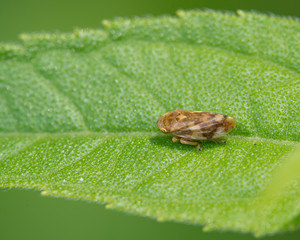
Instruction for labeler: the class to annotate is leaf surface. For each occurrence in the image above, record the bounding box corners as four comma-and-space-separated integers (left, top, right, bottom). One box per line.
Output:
0, 10, 300, 236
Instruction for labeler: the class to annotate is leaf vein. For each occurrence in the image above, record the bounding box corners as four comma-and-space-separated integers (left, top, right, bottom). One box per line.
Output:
102, 55, 168, 112
32, 67, 90, 131
43, 138, 107, 177
0, 94, 18, 131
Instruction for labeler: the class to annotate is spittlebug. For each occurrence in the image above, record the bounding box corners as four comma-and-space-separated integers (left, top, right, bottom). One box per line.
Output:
157, 110, 236, 151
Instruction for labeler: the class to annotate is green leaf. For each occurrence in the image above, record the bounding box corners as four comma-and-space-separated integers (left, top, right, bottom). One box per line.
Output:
0, 10, 299, 236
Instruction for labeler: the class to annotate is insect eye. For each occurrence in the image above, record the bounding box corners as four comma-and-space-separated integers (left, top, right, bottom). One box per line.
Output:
160, 128, 168, 133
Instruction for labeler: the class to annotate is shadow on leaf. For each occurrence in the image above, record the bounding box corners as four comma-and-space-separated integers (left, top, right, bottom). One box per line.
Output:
150, 134, 226, 152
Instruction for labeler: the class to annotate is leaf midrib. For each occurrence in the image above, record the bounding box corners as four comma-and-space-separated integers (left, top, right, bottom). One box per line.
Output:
0, 133, 299, 144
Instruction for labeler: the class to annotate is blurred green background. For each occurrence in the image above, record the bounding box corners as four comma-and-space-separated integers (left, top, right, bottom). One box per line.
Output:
0, 0, 299, 239
0, 0, 299, 42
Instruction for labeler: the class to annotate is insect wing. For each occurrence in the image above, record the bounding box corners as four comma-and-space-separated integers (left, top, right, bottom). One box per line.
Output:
170, 111, 226, 140
169, 111, 218, 132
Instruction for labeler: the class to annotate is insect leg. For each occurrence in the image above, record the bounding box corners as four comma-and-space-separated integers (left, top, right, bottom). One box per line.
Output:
180, 138, 202, 151
172, 136, 181, 142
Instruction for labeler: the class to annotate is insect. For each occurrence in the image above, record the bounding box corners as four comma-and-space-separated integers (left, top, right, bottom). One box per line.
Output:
157, 110, 236, 151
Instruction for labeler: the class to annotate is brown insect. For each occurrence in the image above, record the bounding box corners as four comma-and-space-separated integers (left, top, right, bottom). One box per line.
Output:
157, 110, 236, 151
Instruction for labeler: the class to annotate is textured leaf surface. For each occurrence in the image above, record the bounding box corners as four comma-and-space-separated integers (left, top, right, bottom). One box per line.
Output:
0, 10, 300, 236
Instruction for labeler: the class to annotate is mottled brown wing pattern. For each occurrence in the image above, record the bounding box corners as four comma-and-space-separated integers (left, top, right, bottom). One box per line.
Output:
170, 111, 227, 140
157, 110, 236, 140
